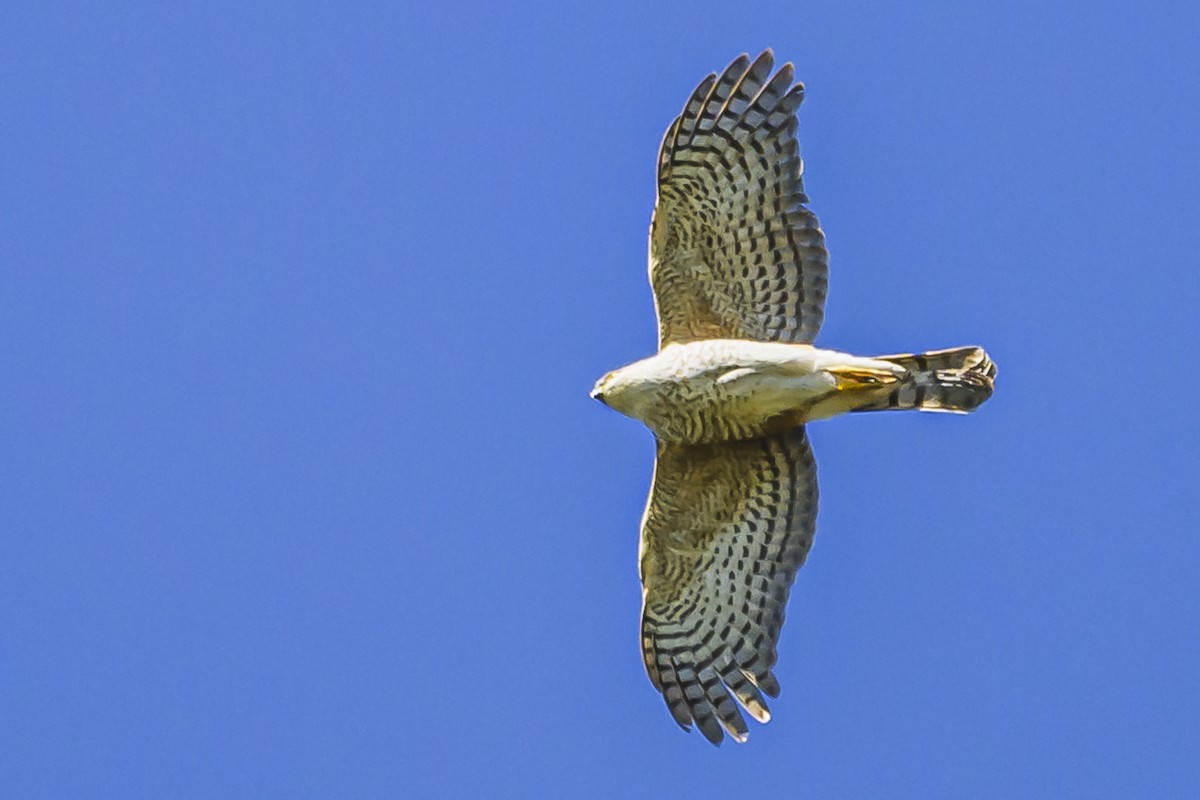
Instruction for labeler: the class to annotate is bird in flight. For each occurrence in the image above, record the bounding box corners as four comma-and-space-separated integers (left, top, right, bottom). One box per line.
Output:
591, 50, 996, 745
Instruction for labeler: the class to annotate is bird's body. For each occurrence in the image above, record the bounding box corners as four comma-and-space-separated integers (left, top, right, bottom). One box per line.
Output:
595, 340, 891, 443
595, 339, 995, 445
592, 50, 996, 745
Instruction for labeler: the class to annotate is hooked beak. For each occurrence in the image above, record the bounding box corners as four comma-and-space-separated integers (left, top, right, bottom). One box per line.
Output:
591, 372, 614, 404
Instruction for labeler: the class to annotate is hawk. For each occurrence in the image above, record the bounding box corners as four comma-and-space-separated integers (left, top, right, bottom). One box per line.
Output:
591, 51, 996, 745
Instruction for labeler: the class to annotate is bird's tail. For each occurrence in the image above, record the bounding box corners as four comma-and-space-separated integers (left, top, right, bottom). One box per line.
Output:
852, 346, 996, 414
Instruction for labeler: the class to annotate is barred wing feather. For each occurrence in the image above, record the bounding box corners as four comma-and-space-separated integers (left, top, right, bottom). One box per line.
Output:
650, 50, 829, 347
639, 428, 818, 744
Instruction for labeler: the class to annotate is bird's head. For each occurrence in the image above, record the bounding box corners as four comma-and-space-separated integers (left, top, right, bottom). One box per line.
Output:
590, 371, 616, 406
590, 368, 644, 418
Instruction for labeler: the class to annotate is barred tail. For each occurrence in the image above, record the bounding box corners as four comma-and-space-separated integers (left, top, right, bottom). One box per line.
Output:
855, 346, 996, 414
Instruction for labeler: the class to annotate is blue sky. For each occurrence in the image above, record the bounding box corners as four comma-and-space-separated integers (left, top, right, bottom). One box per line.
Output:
3, 1, 1199, 797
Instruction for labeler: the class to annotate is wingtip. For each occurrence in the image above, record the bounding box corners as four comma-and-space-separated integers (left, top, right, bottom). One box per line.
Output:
725, 52, 752, 73
757, 672, 782, 698
744, 700, 771, 724
750, 49, 776, 74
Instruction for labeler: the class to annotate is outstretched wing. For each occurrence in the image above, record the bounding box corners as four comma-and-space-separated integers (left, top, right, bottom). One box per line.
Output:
649, 50, 829, 348
639, 428, 818, 744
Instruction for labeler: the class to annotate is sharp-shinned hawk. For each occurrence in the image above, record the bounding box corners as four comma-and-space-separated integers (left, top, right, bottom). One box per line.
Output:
590, 51, 996, 745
